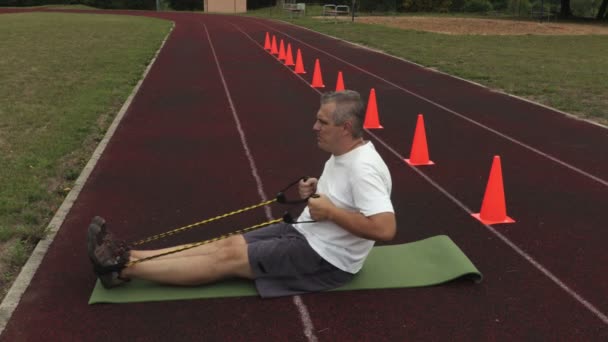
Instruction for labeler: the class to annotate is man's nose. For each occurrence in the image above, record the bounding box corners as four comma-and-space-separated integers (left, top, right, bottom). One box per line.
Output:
313, 121, 320, 131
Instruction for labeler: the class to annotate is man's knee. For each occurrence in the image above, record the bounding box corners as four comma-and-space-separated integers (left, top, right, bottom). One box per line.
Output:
217, 235, 248, 263
217, 235, 253, 278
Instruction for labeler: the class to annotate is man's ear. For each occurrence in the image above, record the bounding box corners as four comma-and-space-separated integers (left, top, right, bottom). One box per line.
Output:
343, 120, 353, 136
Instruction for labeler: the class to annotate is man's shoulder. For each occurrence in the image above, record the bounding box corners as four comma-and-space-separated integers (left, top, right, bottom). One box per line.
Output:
354, 144, 388, 169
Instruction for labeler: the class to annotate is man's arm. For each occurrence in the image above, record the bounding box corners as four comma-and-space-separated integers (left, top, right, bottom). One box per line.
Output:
307, 194, 396, 242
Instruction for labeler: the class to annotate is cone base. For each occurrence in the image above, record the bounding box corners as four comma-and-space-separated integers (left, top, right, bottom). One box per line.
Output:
296, 71, 307, 74
312, 84, 325, 88
285, 62, 295, 66
404, 159, 434, 166
364, 125, 383, 129
471, 213, 515, 225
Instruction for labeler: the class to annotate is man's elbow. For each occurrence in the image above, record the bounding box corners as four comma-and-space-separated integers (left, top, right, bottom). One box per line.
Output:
377, 225, 396, 242
368, 212, 397, 242
376, 219, 396, 242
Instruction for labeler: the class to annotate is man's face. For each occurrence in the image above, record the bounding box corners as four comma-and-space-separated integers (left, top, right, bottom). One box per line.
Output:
313, 102, 346, 154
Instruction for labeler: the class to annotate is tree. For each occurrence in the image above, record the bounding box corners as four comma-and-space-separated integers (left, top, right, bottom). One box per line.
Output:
597, 0, 608, 19
560, 0, 572, 17
167, 0, 201, 10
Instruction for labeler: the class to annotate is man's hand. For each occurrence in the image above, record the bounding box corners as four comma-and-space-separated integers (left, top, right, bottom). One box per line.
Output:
307, 194, 335, 221
298, 177, 318, 199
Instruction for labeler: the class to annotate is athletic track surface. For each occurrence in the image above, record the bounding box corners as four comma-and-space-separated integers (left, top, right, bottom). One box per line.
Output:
1, 8, 607, 341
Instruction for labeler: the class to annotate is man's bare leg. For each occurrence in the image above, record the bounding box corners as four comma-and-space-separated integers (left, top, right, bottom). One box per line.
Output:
121, 235, 253, 286
129, 235, 235, 261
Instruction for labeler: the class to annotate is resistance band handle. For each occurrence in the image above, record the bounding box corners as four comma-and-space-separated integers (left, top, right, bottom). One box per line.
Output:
276, 176, 311, 204
282, 193, 320, 224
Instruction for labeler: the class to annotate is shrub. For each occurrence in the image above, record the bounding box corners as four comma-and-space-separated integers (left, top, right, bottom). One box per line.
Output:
450, 0, 467, 11
491, 0, 509, 10
508, 0, 532, 15
167, 0, 201, 11
402, 0, 453, 12
463, 0, 494, 12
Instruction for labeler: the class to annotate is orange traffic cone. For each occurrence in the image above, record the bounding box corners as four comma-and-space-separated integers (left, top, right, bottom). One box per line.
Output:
472, 156, 515, 225
294, 48, 306, 74
278, 39, 286, 61
285, 43, 295, 66
264, 32, 271, 50
363, 88, 383, 129
311, 59, 325, 88
405, 114, 434, 166
270, 35, 278, 55
335, 71, 345, 91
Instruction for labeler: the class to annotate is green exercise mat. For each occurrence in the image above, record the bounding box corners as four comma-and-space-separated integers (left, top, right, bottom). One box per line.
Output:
89, 235, 481, 304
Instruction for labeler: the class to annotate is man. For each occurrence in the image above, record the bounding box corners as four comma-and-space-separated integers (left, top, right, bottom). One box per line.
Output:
88, 90, 396, 297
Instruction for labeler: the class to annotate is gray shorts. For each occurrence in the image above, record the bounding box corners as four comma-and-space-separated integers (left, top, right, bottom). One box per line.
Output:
244, 222, 354, 298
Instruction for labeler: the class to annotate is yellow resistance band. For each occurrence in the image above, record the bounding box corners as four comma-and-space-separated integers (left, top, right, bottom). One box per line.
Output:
126, 217, 282, 267
130, 198, 277, 247
122, 176, 308, 266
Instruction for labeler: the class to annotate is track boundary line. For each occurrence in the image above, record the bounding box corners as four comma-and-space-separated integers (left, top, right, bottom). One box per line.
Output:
233, 22, 608, 327
0, 23, 176, 335
251, 20, 608, 188
202, 24, 318, 342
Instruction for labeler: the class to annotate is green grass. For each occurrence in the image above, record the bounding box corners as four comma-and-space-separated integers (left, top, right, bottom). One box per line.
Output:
0, 12, 172, 249
4, 240, 29, 269
247, 7, 608, 124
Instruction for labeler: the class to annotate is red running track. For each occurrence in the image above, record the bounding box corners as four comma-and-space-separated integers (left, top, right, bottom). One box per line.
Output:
1, 9, 607, 341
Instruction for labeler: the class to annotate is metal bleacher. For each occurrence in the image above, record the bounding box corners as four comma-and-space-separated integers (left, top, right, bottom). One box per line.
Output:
283, 0, 306, 17
322, 4, 350, 17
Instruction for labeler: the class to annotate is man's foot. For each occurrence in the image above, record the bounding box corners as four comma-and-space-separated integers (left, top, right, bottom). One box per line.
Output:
87, 217, 131, 289
87, 216, 106, 262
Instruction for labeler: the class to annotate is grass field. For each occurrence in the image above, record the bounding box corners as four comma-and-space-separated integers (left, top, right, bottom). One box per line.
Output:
0, 11, 172, 295
248, 6, 608, 125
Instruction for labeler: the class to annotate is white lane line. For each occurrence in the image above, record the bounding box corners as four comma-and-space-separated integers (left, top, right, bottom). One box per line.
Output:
202, 24, 271, 220
253, 21, 608, 188
234, 23, 608, 327
202, 24, 319, 342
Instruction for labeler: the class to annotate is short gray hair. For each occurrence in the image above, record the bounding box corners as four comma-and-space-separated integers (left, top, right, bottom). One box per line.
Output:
320, 90, 364, 138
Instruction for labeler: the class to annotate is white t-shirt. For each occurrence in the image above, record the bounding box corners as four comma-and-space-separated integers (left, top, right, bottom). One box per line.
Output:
293, 141, 393, 273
